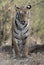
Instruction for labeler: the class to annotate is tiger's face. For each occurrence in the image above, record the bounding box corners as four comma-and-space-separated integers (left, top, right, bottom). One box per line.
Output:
15, 5, 31, 24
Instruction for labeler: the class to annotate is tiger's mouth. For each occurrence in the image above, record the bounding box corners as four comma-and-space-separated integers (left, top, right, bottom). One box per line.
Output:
20, 21, 25, 25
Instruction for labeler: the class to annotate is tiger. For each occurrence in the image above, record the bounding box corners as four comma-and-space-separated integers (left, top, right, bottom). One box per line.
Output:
12, 5, 31, 58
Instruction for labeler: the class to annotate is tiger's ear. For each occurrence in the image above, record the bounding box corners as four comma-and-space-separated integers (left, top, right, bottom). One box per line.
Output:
26, 5, 31, 9
15, 5, 20, 11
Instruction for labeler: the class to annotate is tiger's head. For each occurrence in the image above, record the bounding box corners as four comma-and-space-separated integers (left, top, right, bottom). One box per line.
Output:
15, 5, 31, 24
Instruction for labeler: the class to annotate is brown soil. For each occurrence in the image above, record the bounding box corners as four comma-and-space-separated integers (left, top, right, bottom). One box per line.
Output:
0, 45, 44, 65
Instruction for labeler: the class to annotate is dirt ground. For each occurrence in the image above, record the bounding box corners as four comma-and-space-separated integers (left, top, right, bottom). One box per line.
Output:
0, 45, 44, 65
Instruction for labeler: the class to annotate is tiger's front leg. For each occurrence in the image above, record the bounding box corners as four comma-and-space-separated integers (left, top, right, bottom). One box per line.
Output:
12, 38, 21, 58
22, 36, 30, 57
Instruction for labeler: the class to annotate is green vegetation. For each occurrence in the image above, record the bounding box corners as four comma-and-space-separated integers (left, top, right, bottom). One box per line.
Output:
0, 0, 44, 44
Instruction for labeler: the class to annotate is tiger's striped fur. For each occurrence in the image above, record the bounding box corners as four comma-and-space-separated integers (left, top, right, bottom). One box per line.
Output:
12, 5, 31, 57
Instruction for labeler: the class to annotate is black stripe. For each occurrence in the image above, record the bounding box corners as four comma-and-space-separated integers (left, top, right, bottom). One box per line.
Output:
14, 29, 18, 34
24, 29, 29, 34
15, 20, 22, 30
15, 37, 20, 40
15, 20, 18, 27
13, 34, 28, 40
24, 36, 28, 39
23, 23, 27, 29
14, 35, 20, 40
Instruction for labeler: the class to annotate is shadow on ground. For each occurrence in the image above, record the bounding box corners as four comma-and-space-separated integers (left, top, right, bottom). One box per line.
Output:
0, 45, 44, 65
30, 45, 44, 53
